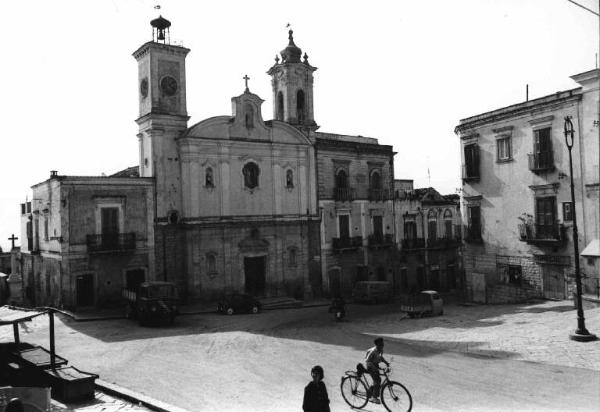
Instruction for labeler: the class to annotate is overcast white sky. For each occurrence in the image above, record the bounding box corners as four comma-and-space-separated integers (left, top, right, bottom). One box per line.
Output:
0, 0, 597, 251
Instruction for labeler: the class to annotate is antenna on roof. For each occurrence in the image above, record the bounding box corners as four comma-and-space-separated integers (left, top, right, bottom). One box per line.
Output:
526, 84, 529, 102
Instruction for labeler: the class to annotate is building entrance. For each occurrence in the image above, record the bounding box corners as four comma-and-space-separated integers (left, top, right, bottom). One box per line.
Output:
76, 274, 94, 306
542, 265, 565, 300
244, 256, 266, 297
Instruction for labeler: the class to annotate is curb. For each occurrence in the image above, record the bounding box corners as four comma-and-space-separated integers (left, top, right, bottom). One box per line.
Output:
96, 379, 189, 412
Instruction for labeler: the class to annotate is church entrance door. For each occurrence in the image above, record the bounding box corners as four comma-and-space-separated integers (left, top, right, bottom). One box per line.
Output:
244, 256, 266, 297
76, 274, 94, 307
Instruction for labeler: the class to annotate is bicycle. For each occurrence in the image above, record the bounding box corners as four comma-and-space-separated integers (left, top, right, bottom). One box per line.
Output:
340, 363, 412, 412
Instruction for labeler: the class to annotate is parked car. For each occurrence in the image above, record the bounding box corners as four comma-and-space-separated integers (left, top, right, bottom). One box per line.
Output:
352, 281, 392, 304
217, 293, 261, 315
123, 281, 179, 325
400, 290, 444, 318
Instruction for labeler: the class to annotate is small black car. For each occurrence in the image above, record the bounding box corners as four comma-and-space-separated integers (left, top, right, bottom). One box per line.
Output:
217, 293, 261, 315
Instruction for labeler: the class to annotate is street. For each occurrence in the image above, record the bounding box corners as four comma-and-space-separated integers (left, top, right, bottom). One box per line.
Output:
4, 301, 599, 412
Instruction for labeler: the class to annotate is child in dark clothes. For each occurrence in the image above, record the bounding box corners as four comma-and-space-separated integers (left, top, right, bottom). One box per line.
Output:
302, 365, 331, 412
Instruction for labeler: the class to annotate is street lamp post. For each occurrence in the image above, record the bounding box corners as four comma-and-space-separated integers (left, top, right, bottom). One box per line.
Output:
564, 116, 597, 342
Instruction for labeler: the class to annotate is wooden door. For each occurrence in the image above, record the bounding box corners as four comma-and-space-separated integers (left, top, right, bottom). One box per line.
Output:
542, 265, 565, 300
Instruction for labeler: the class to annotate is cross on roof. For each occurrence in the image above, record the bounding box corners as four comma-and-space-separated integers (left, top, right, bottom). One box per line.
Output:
243, 74, 250, 92
8, 234, 18, 249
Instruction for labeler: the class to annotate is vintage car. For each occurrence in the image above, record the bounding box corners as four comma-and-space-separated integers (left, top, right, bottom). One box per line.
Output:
217, 293, 261, 315
351, 281, 392, 304
123, 281, 179, 325
400, 290, 444, 318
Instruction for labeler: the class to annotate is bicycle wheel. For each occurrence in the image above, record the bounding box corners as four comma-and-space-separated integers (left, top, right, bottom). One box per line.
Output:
381, 381, 413, 412
340, 376, 369, 409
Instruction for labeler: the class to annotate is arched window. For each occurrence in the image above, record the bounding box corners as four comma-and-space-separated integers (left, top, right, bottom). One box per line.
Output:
244, 104, 254, 128
427, 209, 437, 241
243, 162, 260, 189
286, 169, 294, 188
277, 91, 284, 121
205, 167, 214, 188
370, 170, 381, 190
335, 169, 348, 189
444, 209, 453, 239
206, 253, 217, 275
296, 89, 305, 123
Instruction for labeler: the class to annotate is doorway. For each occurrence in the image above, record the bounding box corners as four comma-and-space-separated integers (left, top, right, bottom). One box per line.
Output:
542, 265, 565, 300
76, 274, 94, 307
244, 256, 266, 297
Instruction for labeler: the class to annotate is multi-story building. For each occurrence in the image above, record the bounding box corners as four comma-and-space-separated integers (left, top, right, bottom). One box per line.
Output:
16, 171, 155, 307
393, 180, 463, 296
455, 69, 600, 303
314, 133, 395, 297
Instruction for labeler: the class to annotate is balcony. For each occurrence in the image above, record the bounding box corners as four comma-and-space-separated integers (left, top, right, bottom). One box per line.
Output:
332, 236, 362, 252
462, 164, 479, 183
368, 189, 391, 202
401, 238, 425, 250
426, 235, 462, 249
463, 226, 483, 244
518, 222, 566, 245
333, 187, 355, 202
528, 151, 555, 173
368, 233, 394, 249
86, 233, 136, 253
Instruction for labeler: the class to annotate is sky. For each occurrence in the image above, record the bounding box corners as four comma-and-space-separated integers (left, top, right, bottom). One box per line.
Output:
0, 0, 597, 251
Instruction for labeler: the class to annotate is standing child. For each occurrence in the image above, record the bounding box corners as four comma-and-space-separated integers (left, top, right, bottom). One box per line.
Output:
302, 365, 331, 412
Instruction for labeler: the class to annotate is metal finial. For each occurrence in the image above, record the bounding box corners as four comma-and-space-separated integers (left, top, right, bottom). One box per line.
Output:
275, 55, 280, 64
243, 74, 250, 92
303, 53, 309, 63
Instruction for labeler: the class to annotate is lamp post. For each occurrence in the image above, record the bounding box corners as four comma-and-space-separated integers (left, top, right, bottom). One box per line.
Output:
564, 116, 597, 342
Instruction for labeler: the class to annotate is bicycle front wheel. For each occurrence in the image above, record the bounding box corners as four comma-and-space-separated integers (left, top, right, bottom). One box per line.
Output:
340, 376, 369, 409
381, 380, 413, 412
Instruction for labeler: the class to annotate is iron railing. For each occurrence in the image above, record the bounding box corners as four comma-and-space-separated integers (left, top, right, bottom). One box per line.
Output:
86, 233, 136, 252
368, 233, 394, 247
528, 151, 554, 173
367, 189, 391, 202
333, 187, 355, 202
332, 236, 362, 250
401, 238, 425, 249
518, 222, 566, 244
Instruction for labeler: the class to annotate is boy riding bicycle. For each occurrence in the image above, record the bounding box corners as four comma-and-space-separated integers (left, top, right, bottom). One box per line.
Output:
365, 337, 390, 404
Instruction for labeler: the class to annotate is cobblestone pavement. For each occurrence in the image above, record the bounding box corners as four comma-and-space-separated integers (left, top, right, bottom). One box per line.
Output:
348, 299, 600, 370
50, 391, 151, 411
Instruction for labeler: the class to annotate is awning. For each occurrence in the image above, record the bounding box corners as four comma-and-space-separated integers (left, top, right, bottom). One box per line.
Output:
581, 239, 600, 257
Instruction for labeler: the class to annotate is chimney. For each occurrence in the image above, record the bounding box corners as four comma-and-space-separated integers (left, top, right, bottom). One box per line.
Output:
50, 170, 58, 178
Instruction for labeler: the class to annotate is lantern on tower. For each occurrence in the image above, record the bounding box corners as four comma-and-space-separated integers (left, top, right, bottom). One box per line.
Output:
151, 15, 171, 44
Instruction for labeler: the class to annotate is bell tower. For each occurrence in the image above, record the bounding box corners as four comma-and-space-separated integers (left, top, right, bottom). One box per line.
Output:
267, 30, 318, 132
133, 15, 190, 220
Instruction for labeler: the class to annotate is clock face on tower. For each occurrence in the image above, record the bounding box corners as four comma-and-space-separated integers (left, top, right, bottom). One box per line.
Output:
160, 76, 178, 96
140, 78, 148, 98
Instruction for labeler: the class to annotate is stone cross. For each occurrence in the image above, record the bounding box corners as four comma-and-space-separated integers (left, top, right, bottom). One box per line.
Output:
8, 234, 18, 249
243, 74, 250, 92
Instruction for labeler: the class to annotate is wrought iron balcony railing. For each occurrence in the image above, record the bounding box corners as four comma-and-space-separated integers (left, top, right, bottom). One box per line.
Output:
367, 189, 391, 202
368, 233, 394, 248
528, 151, 555, 173
332, 236, 362, 250
333, 187, 355, 202
518, 222, 566, 245
401, 238, 425, 249
86, 233, 136, 252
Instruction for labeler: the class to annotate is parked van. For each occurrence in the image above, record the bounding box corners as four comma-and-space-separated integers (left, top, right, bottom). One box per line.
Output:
352, 281, 392, 304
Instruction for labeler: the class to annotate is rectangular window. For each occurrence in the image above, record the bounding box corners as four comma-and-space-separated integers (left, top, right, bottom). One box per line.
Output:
428, 220, 437, 241
562, 202, 573, 222
508, 265, 522, 285
464, 144, 480, 179
372, 216, 383, 236
535, 197, 556, 238
468, 205, 481, 240
497, 137, 512, 161
338, 215, 350, 239
101, 207, 119, 235
533, 127, 553, 170
43, 216, 49, 241
404, 221, 417, 239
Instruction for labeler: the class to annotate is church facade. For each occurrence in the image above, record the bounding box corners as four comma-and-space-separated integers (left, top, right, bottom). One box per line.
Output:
15, 17, 416, 308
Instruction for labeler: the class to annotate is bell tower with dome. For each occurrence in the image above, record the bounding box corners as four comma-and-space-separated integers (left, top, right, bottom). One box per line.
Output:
267, 30, 318, 132
133, 15, 190, 222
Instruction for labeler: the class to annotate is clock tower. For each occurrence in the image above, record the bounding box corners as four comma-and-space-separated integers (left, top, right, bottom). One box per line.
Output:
133, 15, 190, 220
267, 30, 318, 132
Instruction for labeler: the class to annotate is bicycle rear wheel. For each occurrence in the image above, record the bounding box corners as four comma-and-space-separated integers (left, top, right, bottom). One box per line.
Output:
340, 376, 369, 409
381, 380, 412, 412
